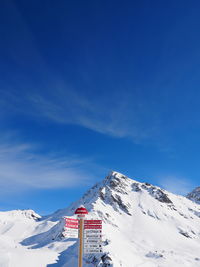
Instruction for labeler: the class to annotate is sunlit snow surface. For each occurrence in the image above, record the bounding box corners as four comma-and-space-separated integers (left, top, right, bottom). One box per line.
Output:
0, 171, 200, 267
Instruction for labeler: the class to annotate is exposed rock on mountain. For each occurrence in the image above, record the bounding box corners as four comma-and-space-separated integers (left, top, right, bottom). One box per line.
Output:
187, 187, 200, 204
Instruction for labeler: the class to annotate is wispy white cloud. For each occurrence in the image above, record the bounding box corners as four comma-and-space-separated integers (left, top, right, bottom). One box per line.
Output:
0, 141, 101, 194
26, 86, 160, 142
158, 175, 194, 195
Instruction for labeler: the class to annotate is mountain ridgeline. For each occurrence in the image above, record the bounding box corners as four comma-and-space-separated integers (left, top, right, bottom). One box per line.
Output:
187, 186, 200, 204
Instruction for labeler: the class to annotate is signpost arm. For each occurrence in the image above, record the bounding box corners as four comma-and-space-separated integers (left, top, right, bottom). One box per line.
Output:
78, 218, 84, 267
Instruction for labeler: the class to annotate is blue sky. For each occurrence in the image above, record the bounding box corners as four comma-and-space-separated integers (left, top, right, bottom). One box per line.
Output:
0, 0, 200, 214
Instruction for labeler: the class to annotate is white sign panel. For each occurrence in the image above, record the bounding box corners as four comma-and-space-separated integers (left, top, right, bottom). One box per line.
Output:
84, 248, 103, 253
84, 229, 102, 234
84, 244, 102, 248
84, 239, 102, 244
84, 234, 101, 238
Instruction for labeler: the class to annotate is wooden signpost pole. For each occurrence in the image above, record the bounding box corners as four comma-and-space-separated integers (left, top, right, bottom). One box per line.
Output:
78, 218, 83, 267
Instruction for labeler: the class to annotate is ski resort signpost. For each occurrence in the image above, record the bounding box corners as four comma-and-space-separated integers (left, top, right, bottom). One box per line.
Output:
64, 206, 102, 267
75, 206, 88, 267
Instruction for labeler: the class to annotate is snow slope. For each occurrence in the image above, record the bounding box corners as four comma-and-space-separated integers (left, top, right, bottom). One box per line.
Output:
0, 210, 58, 267
0, 171, 200, 267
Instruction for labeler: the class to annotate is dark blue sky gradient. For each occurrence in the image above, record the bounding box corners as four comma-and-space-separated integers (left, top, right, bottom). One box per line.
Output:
0, 0, 200, 214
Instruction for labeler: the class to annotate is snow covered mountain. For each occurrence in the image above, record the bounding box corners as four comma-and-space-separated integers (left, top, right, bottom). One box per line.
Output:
0, 171, 200, 267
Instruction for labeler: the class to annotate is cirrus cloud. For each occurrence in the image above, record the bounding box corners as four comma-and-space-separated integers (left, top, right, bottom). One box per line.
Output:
0, 141, 101, 194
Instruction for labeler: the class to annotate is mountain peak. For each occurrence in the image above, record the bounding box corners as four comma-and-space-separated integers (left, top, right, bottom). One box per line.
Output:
187, 187, 200, 204
102, 171, 132, 194
105, 170, 129, 181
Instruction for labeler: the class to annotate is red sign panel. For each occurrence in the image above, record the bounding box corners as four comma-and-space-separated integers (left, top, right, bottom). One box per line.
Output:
84, 220, 102, 229
65, 218, 78, 229
84, 220, 102, 224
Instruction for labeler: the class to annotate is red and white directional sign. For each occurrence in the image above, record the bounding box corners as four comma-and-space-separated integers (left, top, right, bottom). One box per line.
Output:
63, 217, 78, 238
84, 229, 102, 234
84, 234, 101, 238
83, 219, 102, 254
65, 218, 79, 228
84, 249, 103, 253
84, 225, 102, 229
84, 220, 102, 224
